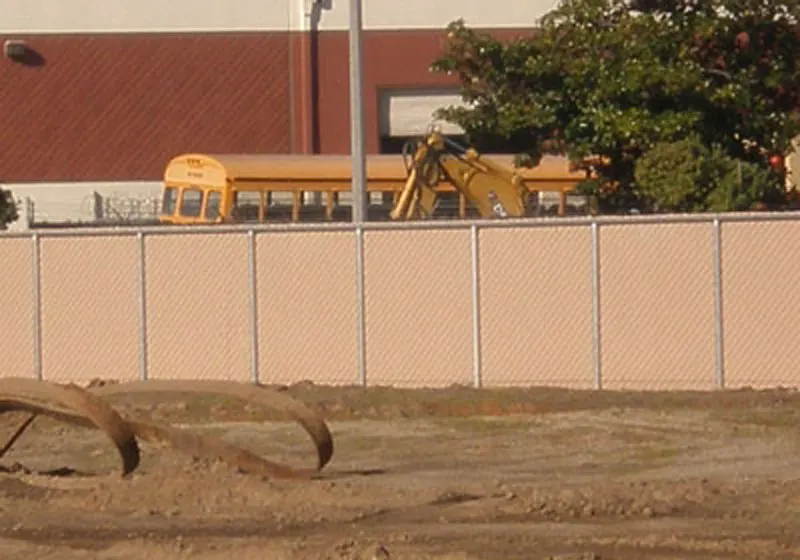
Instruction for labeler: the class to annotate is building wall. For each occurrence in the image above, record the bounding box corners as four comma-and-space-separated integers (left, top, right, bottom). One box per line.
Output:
0, 28, 513, 185
0, 0, 546, 187
7, 181, 163, 230
312, 28, 532, 155
0, 33, 293, 183
0, 0, 550, 33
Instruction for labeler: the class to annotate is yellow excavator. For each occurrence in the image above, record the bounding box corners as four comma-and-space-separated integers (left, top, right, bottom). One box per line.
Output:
390, 129, 531, 220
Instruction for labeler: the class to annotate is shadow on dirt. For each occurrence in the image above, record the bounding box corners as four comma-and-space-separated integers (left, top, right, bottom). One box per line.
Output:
0, 463, 92, 477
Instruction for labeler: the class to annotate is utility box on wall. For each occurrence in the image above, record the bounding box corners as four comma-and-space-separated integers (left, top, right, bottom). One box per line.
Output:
3, 39, 27, 59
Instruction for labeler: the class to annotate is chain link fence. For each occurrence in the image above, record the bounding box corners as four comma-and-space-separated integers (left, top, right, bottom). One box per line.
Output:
2, 214, 799, 390
37, 235, 141, 383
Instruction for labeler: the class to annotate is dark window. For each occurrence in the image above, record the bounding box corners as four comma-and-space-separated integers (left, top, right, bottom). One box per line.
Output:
161, 187, 178, 215
204, 190, 221, 220
232, 191, 261, 222
179, 188, 203, 218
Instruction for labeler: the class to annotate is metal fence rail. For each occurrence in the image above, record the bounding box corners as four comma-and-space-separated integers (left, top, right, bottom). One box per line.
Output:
2, 212, 799, 390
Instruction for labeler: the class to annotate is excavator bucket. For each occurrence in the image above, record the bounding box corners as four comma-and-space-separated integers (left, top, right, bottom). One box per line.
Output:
440, 153, 528, 218
389, 130, 529, 221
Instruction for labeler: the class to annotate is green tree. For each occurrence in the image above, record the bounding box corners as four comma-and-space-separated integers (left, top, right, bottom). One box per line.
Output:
634, 135, 785, 212
0, 188, 17, 229
430, 0, 800, 213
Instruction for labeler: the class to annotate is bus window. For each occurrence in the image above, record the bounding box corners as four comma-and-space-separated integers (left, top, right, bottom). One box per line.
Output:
161, 186, 178, 216
232, 191, 261, 222
204, 190, 222, 220
179, 188, 203, 218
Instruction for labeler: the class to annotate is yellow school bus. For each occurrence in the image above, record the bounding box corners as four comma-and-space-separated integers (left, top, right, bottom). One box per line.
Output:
158, 152, 586, 225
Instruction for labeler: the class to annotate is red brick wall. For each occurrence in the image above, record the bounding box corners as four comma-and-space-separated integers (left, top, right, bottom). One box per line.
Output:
314, 28, 534, 154
0, 28, 532, 182
0, 33, 292, 182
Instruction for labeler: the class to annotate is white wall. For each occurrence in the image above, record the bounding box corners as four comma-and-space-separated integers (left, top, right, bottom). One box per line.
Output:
317, 0, 555, 31
5, 181, 163, 227
0, 0, 554, 33
0, 0, 292, 33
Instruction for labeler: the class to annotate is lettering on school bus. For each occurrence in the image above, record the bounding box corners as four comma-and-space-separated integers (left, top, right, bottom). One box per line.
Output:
186, 158, 205, 179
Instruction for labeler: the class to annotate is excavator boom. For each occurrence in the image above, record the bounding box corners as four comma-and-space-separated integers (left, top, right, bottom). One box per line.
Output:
390, 131, 529, 220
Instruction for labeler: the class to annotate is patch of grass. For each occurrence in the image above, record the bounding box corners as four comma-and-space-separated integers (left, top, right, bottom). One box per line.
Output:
537, 426, 595, 445
338, 435, 389, 451
709, 406, 800, 429
596, 444, 684, 474
609, 429, 674, 446
628, 444, 682, 462
432, 416, 535, 435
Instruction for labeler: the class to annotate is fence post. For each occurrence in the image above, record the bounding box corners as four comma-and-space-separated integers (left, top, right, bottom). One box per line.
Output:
355, 224, 367, 387
591, 221, 602, 390
31, 232, 43, 381
712, 217, 725, 389
470, 223, 483, 389
136, 231, 149, 382
247, 229, 260, 384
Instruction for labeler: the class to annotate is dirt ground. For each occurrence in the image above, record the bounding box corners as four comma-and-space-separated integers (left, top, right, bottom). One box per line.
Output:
1, 382, 800, 559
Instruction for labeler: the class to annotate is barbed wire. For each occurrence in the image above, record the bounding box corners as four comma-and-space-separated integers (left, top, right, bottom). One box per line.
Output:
100, 193, 162, 221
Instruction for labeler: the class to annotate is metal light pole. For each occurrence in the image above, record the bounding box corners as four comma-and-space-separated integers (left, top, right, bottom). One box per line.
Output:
348, 0, 367, 223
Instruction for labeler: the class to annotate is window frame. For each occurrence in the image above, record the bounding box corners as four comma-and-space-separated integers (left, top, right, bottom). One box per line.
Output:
231, 189, 264, 223
204, 189, 222, 221
178, 187, 204, 218
160, 186, 178, 216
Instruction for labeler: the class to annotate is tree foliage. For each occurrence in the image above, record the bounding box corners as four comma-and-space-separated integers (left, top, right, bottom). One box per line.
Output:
0, 188, 17, 229
634, 135, 785, 211
430, 0, 800, 213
